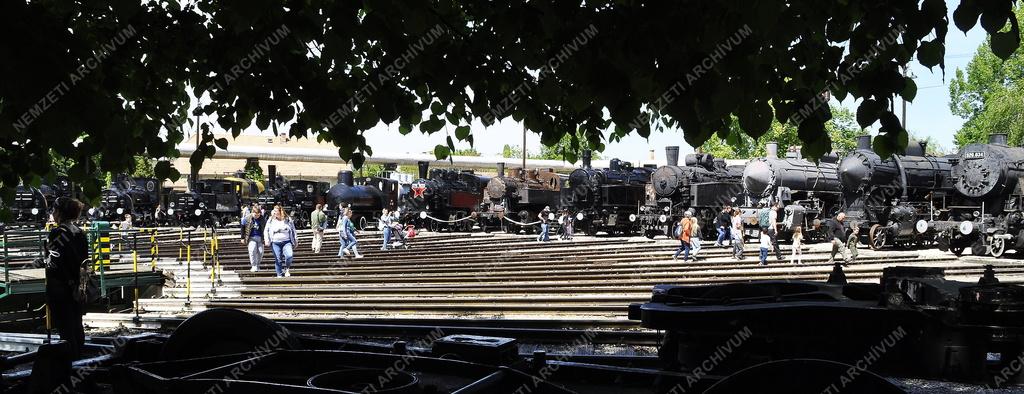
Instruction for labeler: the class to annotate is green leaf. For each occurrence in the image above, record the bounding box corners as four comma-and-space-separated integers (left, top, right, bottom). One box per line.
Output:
990, 16, 1021, 60
433, 144, 450, 159
856, 99, 881, 128
455, 125, 471, 141
953, 0, 981, 32
399, 124, 413, 135
901, 78, 917, 102
214, 138, 229, 150
916, 40, 944, 68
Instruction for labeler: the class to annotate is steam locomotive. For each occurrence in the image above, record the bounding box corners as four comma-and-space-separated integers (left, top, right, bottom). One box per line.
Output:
257, 166, 330, 229
565, 151, 654, 236
87, 174, 164, 225
639, 146, 745, 239
839, 136, 956, 249
479, 162, 566, 233
742, 142, 842, 241
167, 176, 263, 227
9, 185, 55, 225
400, 161, 490, 232
935, 133, 1024, 258
324, 170, 390, 230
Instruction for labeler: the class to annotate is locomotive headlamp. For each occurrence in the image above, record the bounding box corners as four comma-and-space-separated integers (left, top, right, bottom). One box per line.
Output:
199, 202, 207, 209
116, 207, 124, 215
663, 206, 670, 212
973, 211, 981, 218
629, 214, 637, 222
169, 202, 176, 208
420, 211, 428, 219
167, 209, 174, 215
959, 221, 974, 236
31, 208, 39, 216
915, 220, 929, 234
576, 212, 584, 221
548, 213, 555, 221
194, 209, 203, 217
659, 215, 668, 223
88, 208, 96, 215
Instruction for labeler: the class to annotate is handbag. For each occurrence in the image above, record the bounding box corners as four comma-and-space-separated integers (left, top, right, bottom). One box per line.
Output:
72, 258, 101, 309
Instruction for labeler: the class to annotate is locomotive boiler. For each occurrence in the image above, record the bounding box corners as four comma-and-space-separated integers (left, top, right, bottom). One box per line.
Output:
742, 142, 842, 240
479, 163, 565, 233
325, 170, 388, 230
936, 133, 1024, 258
401, 162, 489, 231
88, 174, 163, 225
639, 146, 745, 239
566, 151, 653, 236
839, 135, 956, 249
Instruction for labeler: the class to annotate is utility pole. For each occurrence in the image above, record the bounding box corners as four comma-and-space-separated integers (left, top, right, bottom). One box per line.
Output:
522, 123, 526, 170
902, 66, 908, 130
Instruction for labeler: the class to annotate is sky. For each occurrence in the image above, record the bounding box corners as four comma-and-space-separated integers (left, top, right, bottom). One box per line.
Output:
207, 8, 989, 165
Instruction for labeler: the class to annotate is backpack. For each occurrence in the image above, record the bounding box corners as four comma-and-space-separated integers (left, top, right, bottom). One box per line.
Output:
758, 208, 770, 228
672, 222, 683, 238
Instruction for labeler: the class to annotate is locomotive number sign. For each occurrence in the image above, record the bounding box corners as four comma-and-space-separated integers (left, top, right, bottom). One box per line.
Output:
964, 151, 985, 159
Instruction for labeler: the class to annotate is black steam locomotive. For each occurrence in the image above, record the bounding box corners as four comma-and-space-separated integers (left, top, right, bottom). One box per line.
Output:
638, 146, 745, 239
168, 176, 263, 227
257, 166, 330, 229
839, 136, 956, 249
936, 133, 1024, 258
400, 162, 490, 232
87, 174, 163, 225
324, 170, 388, 230
742, 142, 843, 241
565, 151, 654, 236
8, 184, 55, 225
479, 163, 566, 233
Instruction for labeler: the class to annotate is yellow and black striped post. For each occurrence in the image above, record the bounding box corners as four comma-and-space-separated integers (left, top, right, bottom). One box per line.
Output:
90, 222, 112, 297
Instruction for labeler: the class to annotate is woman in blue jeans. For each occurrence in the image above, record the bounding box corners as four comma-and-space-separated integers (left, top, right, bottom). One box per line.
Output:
264, 205, 298, 277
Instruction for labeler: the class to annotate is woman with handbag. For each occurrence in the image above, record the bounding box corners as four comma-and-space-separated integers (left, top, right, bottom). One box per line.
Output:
264, 205, 298, 277
44, 197, 90, 357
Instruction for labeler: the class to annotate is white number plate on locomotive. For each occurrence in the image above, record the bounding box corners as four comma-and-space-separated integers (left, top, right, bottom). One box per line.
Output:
964, 151, 984, 159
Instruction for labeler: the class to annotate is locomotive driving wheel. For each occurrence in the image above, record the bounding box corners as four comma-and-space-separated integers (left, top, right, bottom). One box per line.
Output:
989, 233, 1007, 258
868, 224, 886, 250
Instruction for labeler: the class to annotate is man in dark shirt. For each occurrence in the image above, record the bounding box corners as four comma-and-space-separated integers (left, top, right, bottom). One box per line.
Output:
241, 206, 268, 272
45, 197, 89, 357
716, 205, 732, 247
826, 212, 849, 264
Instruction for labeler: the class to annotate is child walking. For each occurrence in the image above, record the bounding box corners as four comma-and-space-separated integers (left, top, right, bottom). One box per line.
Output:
790, 226, 803, 265
758, 230, 771, 266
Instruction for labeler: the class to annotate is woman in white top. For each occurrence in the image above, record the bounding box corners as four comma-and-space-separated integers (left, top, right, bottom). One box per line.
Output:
263, 205, 298, 277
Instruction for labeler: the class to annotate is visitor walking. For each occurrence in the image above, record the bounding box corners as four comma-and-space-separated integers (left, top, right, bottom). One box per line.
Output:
310, 203, 328, 253
848, 222, 860, 264
240, 206, 267, 272
767, 201, 783, 260
380, 208, 394, 250
790, 226, 804, 264
827, 212, 850, 264
716, 205, 732, 247
758, 229, 770, 266
689, 211, 702, 261
264, 205, 298, 277
673, 213, 694, 261
337, 208, 363, 258
537, 206, 551, 242
731, 208, 745, 260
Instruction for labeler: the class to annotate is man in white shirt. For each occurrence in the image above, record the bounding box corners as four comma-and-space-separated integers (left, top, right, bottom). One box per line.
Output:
766, 201, 783, 261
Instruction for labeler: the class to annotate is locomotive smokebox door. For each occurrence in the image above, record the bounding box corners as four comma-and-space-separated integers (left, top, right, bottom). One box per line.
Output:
785, 205, 806, 231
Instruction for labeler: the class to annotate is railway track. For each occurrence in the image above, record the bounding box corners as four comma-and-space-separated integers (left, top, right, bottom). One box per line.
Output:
74, 229, 1024, 334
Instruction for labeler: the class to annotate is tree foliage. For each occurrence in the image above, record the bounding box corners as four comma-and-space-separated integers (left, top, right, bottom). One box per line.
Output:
452, 148, 481, 156
950, 4, 1024, 148
701, 106, 862, 159
1, 0, 1021, 208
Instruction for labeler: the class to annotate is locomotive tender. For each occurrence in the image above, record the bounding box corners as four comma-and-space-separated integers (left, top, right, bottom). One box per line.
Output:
639, 146, 745, 239
936, 133, 1024, 258
742, 142, 843, 241
839, 135, 956, 249
566, 151, 653, 236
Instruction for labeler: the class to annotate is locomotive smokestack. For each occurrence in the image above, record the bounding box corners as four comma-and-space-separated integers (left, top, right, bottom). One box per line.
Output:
989, 133, 1009, 145
417, 161, 430, 179
856, 135, 871, 150
582, 150, 592, 169
766, 142, 779, 158
497, 162, 505, 177
609, 159, 621, 172
339, 170, 354, 187
267, 165, 277, 189
665, 146, 680, 167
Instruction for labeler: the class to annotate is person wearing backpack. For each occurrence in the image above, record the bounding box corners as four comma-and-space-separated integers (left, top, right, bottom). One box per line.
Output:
310, 204, 328, 253
44, 197, 90, 357
672, 214, 693, 261
689, 211, 702, 261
